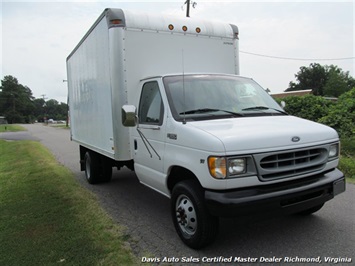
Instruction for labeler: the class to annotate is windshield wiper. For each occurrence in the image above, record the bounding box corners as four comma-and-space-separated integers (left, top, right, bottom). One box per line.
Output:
180, 108, 244, 117
242, 106, 288, 115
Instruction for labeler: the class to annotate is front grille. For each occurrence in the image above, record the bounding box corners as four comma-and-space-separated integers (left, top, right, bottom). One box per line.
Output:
261, 149, 323, 169
255, 147, 328, 181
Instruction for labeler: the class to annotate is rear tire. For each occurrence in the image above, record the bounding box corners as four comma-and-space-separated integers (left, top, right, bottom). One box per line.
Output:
84, 151, 112, 184
84, 151, 101, 184
171, 180, 219, 249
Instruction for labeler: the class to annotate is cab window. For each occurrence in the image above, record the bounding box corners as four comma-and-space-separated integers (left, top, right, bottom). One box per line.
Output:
138, 81, 164, 125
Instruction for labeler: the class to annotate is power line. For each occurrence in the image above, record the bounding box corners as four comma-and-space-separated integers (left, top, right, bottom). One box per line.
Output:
240, 50, 355, 61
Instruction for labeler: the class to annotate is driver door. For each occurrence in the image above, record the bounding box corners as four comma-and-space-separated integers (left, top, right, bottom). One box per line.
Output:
133, 79, 167, 194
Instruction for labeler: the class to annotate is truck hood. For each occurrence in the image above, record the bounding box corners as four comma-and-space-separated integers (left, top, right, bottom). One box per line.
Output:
189, 116, 339, 154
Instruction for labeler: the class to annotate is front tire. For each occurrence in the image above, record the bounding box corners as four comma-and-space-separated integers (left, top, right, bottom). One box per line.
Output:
171, 180, 219, 249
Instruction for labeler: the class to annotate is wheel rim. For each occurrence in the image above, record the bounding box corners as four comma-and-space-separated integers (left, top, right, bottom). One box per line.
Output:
175, 194, 197, 236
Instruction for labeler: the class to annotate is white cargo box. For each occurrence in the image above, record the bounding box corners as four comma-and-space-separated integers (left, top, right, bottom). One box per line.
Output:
67, 8, 239, 160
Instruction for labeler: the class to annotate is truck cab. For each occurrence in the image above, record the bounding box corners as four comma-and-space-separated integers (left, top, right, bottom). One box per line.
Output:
123, 73, 345, 248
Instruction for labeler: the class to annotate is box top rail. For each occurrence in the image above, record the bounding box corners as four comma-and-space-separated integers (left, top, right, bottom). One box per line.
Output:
67, 8, 238, 61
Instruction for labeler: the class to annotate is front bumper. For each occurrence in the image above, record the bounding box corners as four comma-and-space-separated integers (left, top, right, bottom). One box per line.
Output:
205, 168, 345, 217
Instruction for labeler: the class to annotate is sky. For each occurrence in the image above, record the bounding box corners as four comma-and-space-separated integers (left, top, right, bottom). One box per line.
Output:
1, 1, 354, 104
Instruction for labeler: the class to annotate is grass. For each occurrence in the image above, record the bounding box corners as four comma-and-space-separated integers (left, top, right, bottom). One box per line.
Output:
0, 140, 137, 265
0, 124, 26, 132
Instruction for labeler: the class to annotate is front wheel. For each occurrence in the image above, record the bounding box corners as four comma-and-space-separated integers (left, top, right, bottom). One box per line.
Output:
171, 180, 219, 249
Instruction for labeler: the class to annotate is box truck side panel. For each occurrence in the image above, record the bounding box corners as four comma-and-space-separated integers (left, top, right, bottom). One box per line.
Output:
123, 29, 238, 107
67, 17, 115, 157
106, 15, 239, 160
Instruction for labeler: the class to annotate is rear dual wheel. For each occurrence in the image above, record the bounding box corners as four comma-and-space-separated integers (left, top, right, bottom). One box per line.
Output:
84, 151, 112, 184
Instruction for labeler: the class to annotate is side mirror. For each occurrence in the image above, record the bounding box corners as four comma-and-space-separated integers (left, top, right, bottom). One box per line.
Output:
281, 101, 286, 108
122, 105, 137, 127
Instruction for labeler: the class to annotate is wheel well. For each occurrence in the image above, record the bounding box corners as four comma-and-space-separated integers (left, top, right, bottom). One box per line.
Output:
167, 166, 201, 193
79, 145, 87, 171
79, 145, 133, 171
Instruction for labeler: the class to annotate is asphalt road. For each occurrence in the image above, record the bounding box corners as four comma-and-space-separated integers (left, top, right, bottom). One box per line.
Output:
6, 124, 355, 265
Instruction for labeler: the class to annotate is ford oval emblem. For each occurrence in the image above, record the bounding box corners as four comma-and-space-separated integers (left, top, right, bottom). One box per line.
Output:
292, 136, 300, 142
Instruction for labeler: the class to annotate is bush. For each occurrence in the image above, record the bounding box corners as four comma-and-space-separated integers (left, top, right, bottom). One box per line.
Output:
339, 157, 355, 180
276, 88, 355, 138
318, 88, 355, 138
338, 137, 355, 180
277, 94, 334, 122
340, 137, 355, 157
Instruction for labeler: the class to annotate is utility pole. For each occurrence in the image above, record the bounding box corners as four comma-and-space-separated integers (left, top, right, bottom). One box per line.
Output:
186, 0, 190, 17
41, 94, 47, 104
41, 94, 48, 124
184, 0, 197, 17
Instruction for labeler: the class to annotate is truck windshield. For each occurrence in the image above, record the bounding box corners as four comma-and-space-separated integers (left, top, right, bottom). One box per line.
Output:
163, 74, 286, 122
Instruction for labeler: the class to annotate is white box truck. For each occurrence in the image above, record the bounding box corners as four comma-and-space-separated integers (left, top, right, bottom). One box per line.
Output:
67, 8, 345, 249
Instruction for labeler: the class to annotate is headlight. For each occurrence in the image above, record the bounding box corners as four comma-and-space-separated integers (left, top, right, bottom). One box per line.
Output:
328, 143, 339, 160
208, 156, 250, 179
228, 158, 246, 175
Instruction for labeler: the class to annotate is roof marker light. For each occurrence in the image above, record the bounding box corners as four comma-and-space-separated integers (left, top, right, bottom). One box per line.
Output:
110, 19, 122, 25
168, 24, 174, 30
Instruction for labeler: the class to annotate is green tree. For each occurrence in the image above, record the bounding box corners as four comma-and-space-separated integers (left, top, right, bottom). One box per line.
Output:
286, 63, 327, 95
32, 98, 69, 122
286, 63, 355, 97
323, 70, 348, 97
323, 65, 355, 97
57, 102, 69, 121
45, 99, 59, 119
33, 98, 46, 122
0, 75, 35, 123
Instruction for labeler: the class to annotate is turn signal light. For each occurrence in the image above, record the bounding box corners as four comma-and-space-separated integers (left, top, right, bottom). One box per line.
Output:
208, 157, 226, 179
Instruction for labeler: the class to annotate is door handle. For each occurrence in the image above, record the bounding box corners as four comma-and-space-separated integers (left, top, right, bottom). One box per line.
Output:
139, 125, 161, 130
